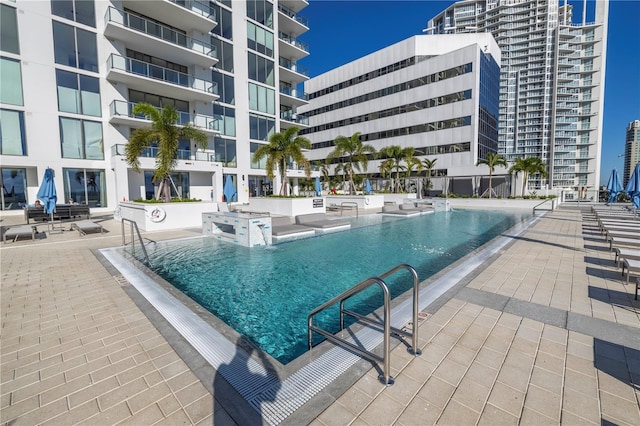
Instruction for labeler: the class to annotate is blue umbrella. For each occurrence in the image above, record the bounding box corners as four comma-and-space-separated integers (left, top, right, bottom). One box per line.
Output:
606, 169, 622, 204
365, 179, 372, 195
36, 168, 57, 214
223, 175, 236, 203
315, 176, 322, 196
625, 163, 640, 209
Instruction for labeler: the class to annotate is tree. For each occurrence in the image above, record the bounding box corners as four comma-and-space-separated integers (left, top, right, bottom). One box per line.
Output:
422, 158, 437, 196
509, 157, 547, 196
125, 103, 208, 202
378, 145, 419, 192
253, 126, 311, 196
476, 153, 507, 198
327, 132, 376, 195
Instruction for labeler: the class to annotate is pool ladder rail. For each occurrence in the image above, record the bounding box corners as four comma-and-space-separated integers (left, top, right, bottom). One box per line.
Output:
120, 218, 155, 266
307, 264, 421, 386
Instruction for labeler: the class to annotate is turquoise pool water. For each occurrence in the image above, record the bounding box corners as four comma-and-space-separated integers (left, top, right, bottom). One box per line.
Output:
141, 209, 529, 363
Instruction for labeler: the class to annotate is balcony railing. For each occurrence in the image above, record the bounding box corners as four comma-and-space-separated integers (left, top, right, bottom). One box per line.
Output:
279, 85, 309, 100
109, 100, 218, 130
278, 31, 309, 53
280, 110, 309, 125
107, 54, 217, 95
279, 57, 309, 76
167, 0, 216, 21
277, 3, 308, 27
111, 144, 215, 161
105, 7, 217, 59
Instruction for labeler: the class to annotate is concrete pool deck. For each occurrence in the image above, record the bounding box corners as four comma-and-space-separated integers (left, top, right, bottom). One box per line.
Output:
1, 205, 639, 425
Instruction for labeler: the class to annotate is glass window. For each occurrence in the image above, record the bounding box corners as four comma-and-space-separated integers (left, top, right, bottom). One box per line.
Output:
1, 168, 27, 210
53, 21, 98, 72
211, 5, 232, 40
59, 117, 103, 159
246, 22, 273, 57
212, 71, 235, 104
250, 142, 266, 169
214, 137, 236, 167
247, 0, 273, 28
249, 113, 275, 141
247, 53, 274, 86
52, 0, 95, 27
213, 105, 235, 137
63, 168, 106, 207
211, 37, 233, 72
0, 109, 26, 156
56, 69, 101, 116
248, 82, 275, 114
143, 171, 189, 200
0, 57, 23, 106
1, 4, 19, 54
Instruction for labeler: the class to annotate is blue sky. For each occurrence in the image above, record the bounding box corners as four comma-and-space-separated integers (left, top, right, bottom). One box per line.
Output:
297, 0, 640, 186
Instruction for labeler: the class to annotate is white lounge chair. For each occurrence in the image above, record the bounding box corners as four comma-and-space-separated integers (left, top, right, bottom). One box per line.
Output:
3, 225, 37, 242
70, 220, 104, 236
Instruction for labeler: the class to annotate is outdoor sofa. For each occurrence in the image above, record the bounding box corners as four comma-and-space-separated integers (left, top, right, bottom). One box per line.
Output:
295, 213, 351, 230
25, 204, 90, 224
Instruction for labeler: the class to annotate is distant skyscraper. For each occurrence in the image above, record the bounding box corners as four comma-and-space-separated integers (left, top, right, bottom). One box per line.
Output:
426, 0, 609, 192
623, 120, 640, 188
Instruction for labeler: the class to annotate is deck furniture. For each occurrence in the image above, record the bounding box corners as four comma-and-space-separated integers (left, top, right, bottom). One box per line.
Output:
71, 220, 104, 236
271, 216, 315, 239
621, 258, 640, 284
295, 213, 351, 230
3, 225, 37, 243
25, 204, 90, 224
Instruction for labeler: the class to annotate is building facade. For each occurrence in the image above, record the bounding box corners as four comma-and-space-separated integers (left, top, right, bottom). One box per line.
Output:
623, 120, 640, 188
299, 34, 503, 196
426, 0, 609, 193
0, 0, 311, 212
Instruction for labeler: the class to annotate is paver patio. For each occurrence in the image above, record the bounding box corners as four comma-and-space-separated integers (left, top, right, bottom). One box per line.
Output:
1, 206, 638, 425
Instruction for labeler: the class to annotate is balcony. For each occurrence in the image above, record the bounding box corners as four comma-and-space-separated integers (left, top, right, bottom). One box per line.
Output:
104, 7, 218, 68
109, 100, 219, 134
106, 54, 218, 103
280, 110, 309, 128
277, 3, 308, 35
278, 31, 309, 59
279, 85, 309, 107
111, 144, 216, 162
279, 57, 309, 84
122, 0, 217, 34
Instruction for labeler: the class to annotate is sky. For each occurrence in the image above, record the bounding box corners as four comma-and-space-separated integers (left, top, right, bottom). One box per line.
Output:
296, 0, 640, 186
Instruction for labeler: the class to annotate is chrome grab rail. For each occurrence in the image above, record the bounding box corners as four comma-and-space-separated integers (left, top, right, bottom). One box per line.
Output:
308, 264, 421, 386
340, 202, 358, 217
121, 218, 152, 266
533, 198, 555, 214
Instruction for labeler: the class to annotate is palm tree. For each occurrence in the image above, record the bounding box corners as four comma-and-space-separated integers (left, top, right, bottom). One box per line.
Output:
253, 126, 311, 196
509, 157, 547, 196
327, 132, 376, 195
125, 103, 208, 202
378, 145, 419, 192
422, 158, 437, 196
477, 153, 507, 198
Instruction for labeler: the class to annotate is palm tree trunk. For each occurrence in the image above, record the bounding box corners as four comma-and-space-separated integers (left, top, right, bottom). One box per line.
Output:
488, 173, 493, 199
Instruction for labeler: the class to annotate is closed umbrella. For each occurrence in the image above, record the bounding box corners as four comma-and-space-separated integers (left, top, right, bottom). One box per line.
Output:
37, 168, 57, 215
365, 179, 372, 195
314, 176, 322, 196
223, 175, 236, 203
625, 163, 640, 210
606, 169, 622, 204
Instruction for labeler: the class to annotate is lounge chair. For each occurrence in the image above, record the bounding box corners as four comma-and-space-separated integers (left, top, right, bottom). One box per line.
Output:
3, 225, 37, 242
379, 205, 420, 217
70, 220, 104, 236
295, 213, 351, 231
621, 258, 640, 284
613, 247, 640, 266
271, 216, 316, 239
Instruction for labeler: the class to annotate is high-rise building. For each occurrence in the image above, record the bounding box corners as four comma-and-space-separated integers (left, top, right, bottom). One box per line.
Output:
299, 34, 503, 196
0, 0, 310, 212
623, 120, 640, 188
426, 0, 609, 193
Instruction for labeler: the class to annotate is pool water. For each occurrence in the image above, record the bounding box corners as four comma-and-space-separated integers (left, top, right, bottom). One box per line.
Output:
141, 209, 529, 364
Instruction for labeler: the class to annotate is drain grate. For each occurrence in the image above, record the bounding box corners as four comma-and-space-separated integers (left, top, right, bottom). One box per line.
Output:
113, 274, 130, 286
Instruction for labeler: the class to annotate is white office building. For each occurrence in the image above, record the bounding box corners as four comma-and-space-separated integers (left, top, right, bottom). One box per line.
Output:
426, 0, 609, 193
299, 34, 504, 196
0, 0, 311, 212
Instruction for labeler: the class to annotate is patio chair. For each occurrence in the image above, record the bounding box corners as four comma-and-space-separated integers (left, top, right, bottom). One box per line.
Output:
3, 225, 37, 243
70, 220, 104, 236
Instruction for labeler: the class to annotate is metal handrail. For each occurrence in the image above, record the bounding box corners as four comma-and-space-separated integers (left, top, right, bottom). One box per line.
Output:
308, 264, 421, 386
340, 202, 358, 217
121, 218, 152, 265
533, 198, 555, 214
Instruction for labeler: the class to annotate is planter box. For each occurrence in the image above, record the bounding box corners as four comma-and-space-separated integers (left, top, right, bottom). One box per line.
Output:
115, 201, 217, 231
325, 195, 385, 210
248, 197, 325, 217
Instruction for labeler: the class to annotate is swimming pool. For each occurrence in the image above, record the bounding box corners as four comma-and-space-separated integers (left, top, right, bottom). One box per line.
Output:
133, 209, 529, 364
